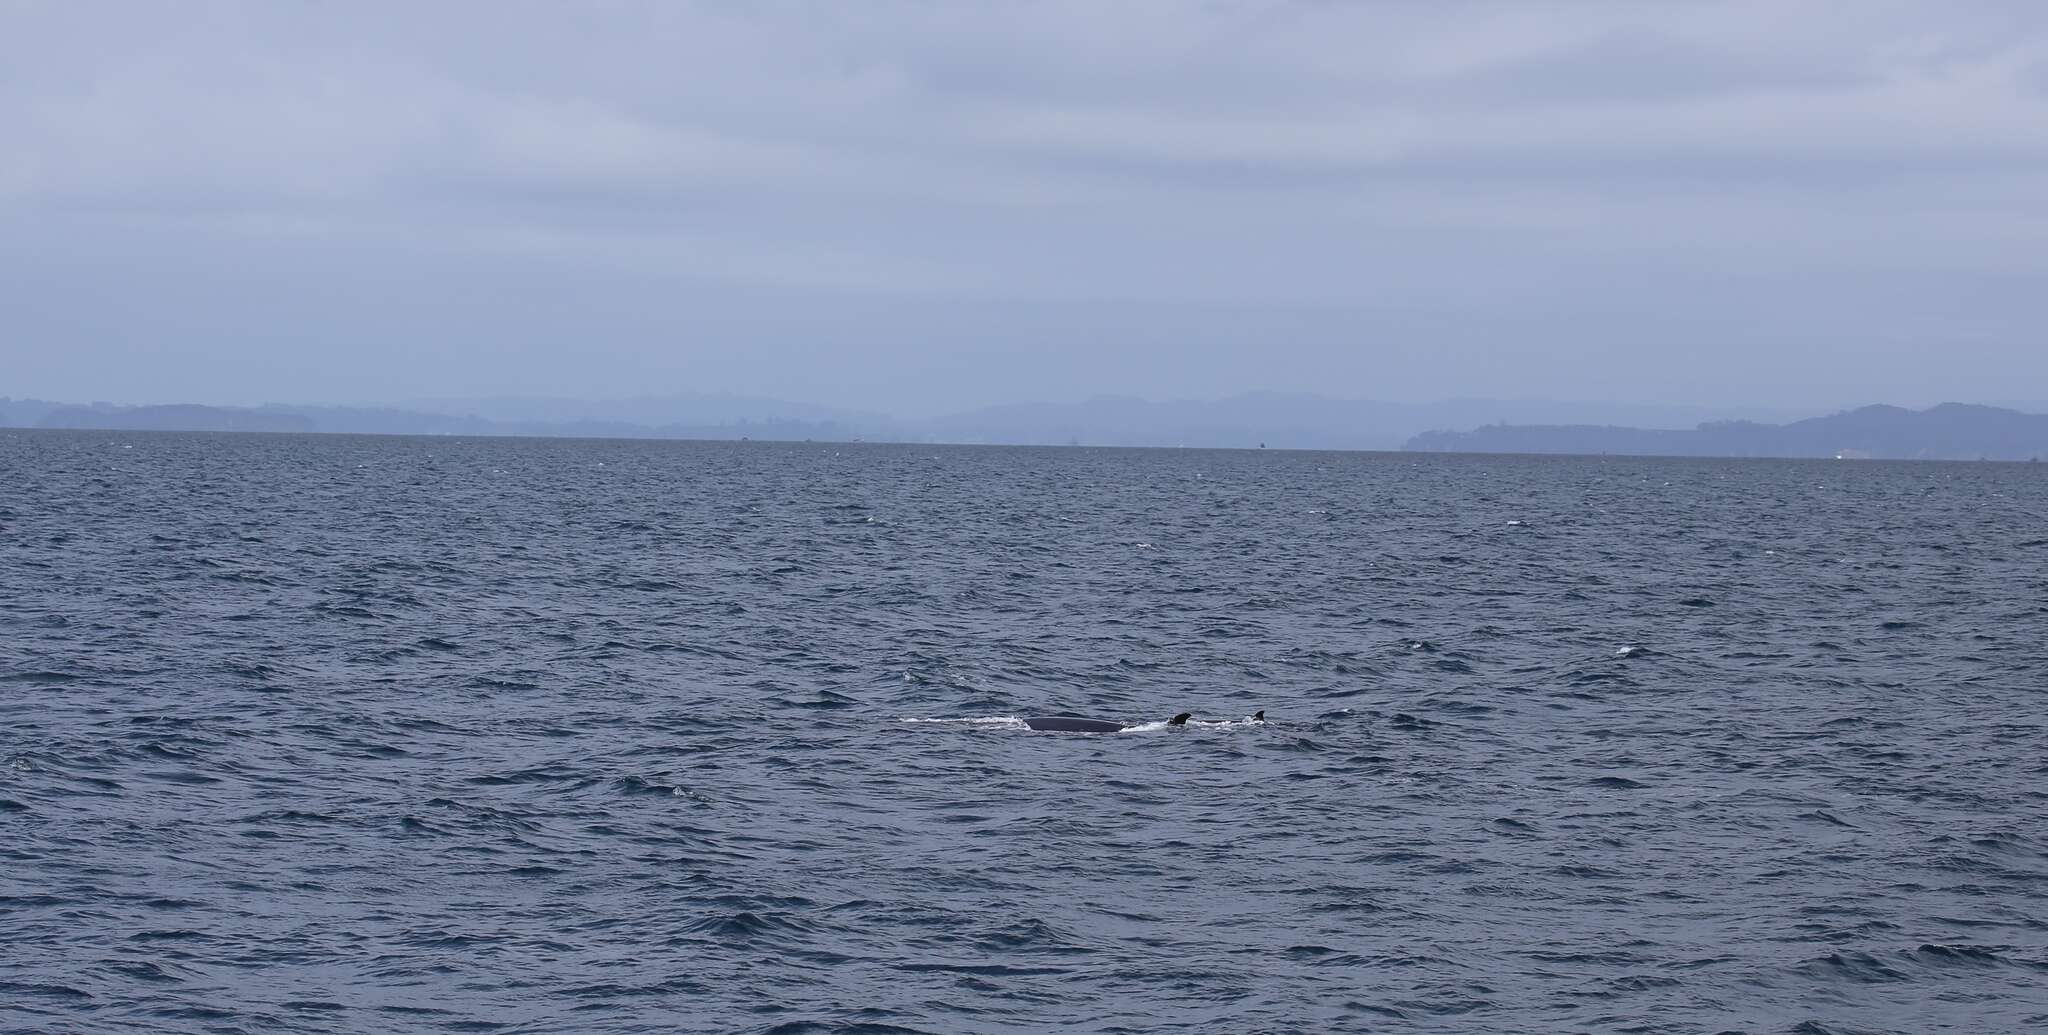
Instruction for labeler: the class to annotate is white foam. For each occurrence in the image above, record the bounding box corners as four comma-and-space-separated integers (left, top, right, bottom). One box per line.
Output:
900, 715, 1265, 733
899, 716, 1028, 730
1127, 716, 1266, 732
1187, 716, 1266, 730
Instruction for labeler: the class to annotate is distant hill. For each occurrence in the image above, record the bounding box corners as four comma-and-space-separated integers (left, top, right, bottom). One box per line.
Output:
1404, 403, 2048, 460
0, 397, 64, 428
401, 392, 884, 430
908, 393, 1808, 451
916, 393, 1409, 449
22, 394, 2032, 458
36, 404, 316, 433
12, 399, 856, 442
7, 392, 1811, 449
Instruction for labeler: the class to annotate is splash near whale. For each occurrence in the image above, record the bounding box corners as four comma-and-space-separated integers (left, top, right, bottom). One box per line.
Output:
1018, 711, 1264, 732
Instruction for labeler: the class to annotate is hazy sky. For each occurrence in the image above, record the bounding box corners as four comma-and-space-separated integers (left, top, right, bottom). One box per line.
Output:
5, 1, 2046, 415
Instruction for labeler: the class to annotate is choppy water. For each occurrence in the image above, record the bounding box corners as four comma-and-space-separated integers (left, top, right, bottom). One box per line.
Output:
4, 431, 2047, 1034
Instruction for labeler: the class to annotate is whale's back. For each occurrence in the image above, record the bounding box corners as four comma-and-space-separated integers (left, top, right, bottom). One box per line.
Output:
1022, 716, 1126, 733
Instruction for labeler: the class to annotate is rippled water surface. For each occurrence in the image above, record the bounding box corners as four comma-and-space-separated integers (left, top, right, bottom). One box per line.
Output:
4, 431, 2047, 1034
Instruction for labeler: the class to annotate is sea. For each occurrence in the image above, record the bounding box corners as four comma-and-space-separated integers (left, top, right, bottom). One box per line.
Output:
3, 430, 2045, 1035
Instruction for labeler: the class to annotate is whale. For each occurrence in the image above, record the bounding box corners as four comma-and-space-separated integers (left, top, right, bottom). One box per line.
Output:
1023, 712, 1191, 733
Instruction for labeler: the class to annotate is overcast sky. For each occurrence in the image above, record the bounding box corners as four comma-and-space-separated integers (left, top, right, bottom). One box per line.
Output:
4, 1, 2046, 415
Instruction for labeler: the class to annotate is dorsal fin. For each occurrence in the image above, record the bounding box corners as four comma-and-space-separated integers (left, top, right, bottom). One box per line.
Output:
1253, 710, 1264, 721
1167, 712, 1191, 726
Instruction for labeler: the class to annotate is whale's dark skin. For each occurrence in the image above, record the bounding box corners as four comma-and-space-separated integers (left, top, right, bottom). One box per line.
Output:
1023, 712, 1191, 733
1021, 716, 1127, 733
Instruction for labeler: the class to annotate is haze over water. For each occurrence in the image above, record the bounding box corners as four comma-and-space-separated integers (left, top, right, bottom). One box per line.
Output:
4, 431, 2047, 1033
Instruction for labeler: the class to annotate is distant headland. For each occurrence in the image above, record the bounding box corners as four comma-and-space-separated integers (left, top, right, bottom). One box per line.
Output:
0, 398, 856, 444
4, 395, 2044, 461
1404, 403, 2048, 461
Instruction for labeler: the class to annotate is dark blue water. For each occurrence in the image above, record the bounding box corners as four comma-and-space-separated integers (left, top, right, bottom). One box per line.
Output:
4, 431, 2046, 1034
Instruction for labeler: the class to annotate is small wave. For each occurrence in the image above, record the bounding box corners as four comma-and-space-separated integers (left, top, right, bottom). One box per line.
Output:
777, 690, 858, 711
1796, 951, 1908, 984
760, 1022, 938, 1035
143, 769, 221, 786
1910, 943, 2029, 968
0, 670, 83, 684
1789, 1023, 1905, 1035
465, 765, 581, 786
896, 962, 1071, 976
1797, 810, 1858, 829
684, 911, 809, 940
0, 980, 93, 1001
128, 929, 209, 943
975, 918, 1091, 955
1342, 1002, 1408, 1019
101, 961, 180, 984
1589, 776, 1647, 790
613, 775, 704, 800
282, 1000, 348, 1013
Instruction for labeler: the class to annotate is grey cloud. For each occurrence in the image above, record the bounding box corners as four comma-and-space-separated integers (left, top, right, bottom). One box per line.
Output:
3, 1, 2046, 413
